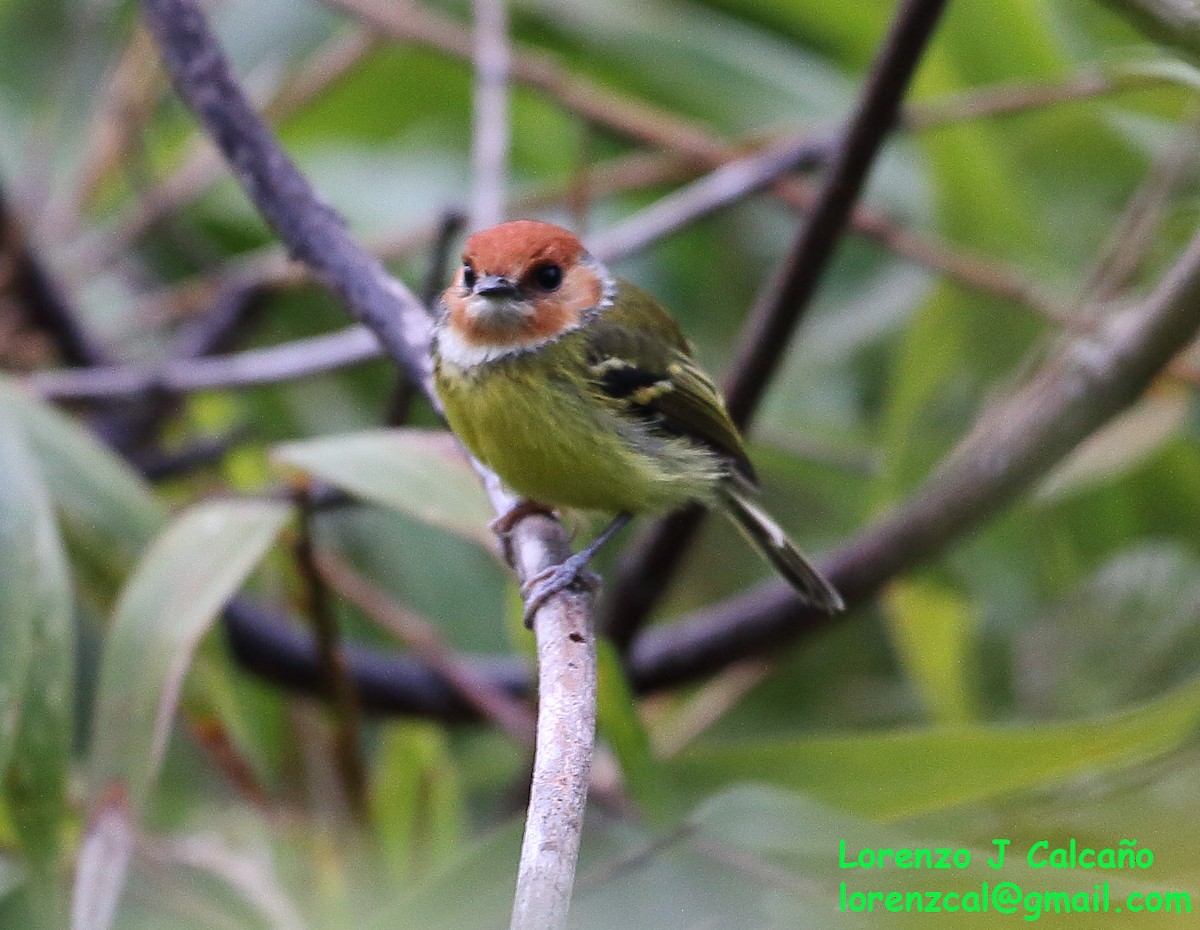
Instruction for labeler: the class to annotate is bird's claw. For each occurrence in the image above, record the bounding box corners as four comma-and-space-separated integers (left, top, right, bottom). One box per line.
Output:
520, 555, 602, 628
490, 501, 558, 567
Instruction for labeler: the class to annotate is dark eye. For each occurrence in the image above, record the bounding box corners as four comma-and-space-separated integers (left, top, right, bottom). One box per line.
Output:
532, 263, 563, 291
462, 264, 476, 289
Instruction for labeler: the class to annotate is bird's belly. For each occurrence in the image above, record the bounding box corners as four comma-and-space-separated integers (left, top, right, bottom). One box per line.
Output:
436, 358, 715, 513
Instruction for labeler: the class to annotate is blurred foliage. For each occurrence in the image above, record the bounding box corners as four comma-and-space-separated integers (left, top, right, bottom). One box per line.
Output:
1, 0, 1200, 926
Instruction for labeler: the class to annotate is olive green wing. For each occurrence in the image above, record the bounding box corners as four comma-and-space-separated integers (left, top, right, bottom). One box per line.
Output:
584, 286, 756, 485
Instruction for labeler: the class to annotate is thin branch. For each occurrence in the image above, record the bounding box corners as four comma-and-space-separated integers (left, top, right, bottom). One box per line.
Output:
729, 0, 949, 426
470, 0, 510, 229
903, 66, 1168, 130
604, 0, 950, 647
507, 517, 597, 930
467, 0, 594, 911
586, 130, 839, 261
29, 325, 382, 400
316, 547, 536, 746
293, 493, 368, 823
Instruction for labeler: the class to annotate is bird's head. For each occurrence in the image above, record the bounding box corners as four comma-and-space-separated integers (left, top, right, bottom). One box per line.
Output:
440, 220, 612, 359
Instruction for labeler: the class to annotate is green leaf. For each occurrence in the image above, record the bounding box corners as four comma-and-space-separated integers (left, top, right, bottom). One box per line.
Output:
0, 420, 74, 928
370, 721, 466, 880
595, 641, 671, 822
76, 500, 289, 930
273, 428, 496, 550
670, 676, 1200, 820
0, 421, 40, 776
883, 578, 977, 724
0, 378, 166, 582
370, 820, 524, 930
88, 499, 291, 812
689, 783, 913, 864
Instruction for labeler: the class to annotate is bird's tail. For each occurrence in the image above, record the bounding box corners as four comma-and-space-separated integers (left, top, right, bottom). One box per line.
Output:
718, 485, 844, 614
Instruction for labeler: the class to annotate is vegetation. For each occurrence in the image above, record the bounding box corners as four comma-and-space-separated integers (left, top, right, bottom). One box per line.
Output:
1, 0, 1200, 926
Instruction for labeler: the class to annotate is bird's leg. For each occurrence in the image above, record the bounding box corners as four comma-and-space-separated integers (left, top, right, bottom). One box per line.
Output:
521, 512, 633, 629
489, 499, 558, 567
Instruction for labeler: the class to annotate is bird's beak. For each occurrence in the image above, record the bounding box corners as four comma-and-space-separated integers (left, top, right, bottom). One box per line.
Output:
473, 275, 519, 298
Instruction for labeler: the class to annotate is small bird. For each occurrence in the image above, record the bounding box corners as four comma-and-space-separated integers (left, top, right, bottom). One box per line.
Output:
432, 219, 843, 625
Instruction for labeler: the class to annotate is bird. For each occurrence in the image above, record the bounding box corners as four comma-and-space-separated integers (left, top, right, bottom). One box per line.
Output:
431, 219, 843, 626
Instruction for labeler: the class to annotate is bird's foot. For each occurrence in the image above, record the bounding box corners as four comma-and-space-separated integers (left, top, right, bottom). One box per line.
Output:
490, 500, 557, 566
520, 554, 602, 629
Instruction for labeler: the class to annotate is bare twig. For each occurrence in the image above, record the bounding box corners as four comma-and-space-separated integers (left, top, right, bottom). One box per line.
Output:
604, 0, 951, 647
466, 0, 596, 915
587, 130, 839, 261
507, 520, 597, 930
29, 325, 382, 400
903, 66, 1169, 129
470, 0, 510, 229
729, 0, 949, 425
293, 493, 368, 823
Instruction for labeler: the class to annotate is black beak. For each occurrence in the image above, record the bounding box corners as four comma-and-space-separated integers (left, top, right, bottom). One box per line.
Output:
474, 275, 519, 298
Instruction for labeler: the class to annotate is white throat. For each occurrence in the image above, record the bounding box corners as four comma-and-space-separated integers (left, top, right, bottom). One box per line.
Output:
435, 255, 617, 369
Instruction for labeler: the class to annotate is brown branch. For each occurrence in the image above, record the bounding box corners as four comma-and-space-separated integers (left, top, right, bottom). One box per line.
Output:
292, 492, 368, 823
903, 67, 1167, 130
604, 0, 951, 647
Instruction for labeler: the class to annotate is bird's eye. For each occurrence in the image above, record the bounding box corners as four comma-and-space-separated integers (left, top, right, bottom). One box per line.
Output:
462, 264, 477, 289
532, 263, 563, 291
